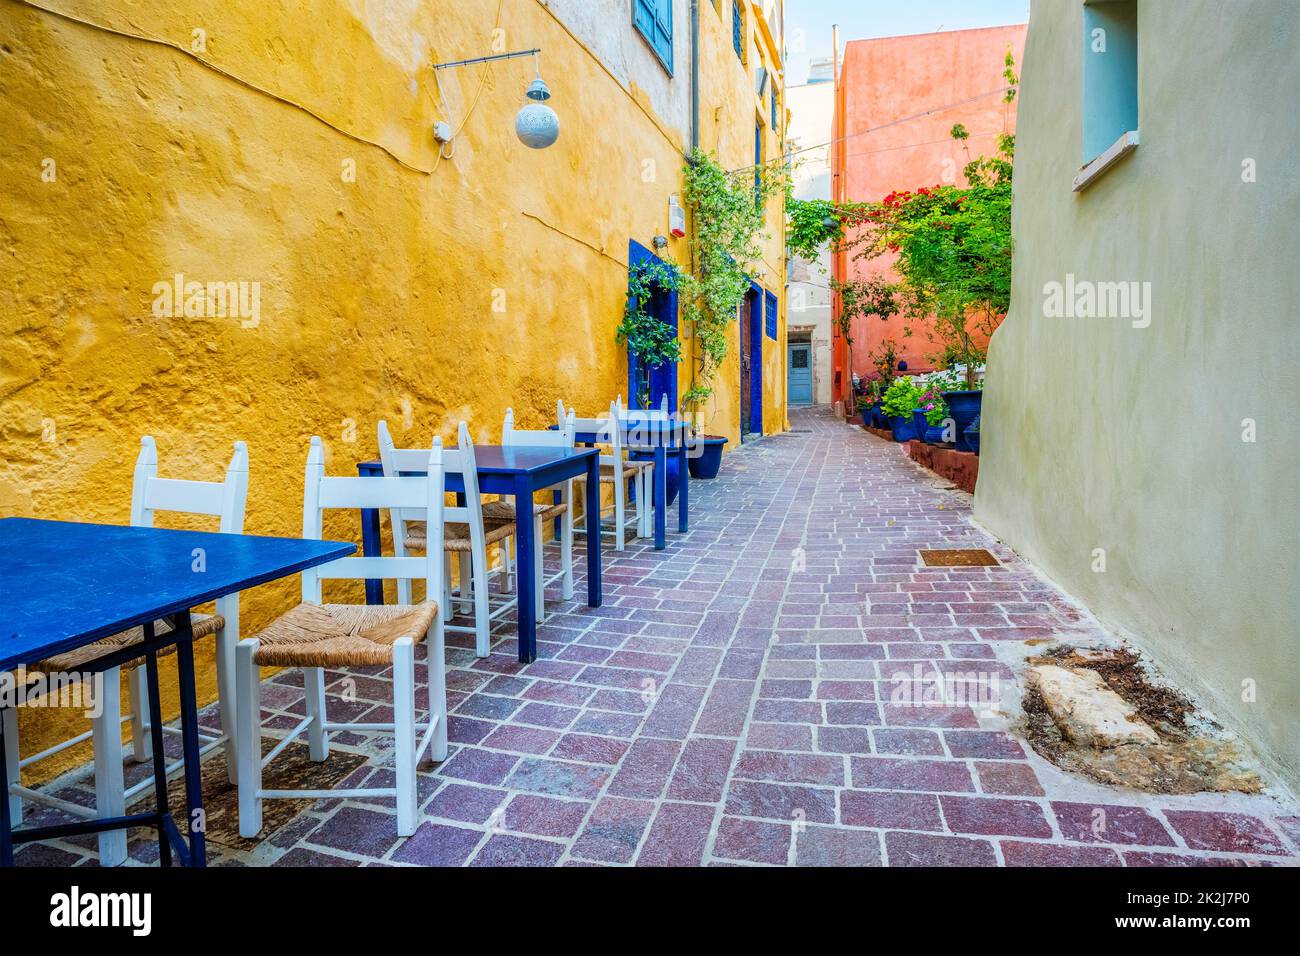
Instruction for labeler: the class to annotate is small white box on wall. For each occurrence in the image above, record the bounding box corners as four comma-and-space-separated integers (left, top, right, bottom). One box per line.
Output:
669, 195, 686, 238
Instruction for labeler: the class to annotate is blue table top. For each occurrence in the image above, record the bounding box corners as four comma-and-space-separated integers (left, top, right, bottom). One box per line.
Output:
359, 444, 597, 476
0, 518, 354, 671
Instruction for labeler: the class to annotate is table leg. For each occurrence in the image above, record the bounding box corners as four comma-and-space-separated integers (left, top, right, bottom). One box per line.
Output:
360, 504, 384, 605
173, 612, 206, 867
654, 445, 667, 550
585, 453, 602, 610
143, 640, 173, 868
677, 444, 689, 533
0, 704, 13, 867
513, 475, 537, 664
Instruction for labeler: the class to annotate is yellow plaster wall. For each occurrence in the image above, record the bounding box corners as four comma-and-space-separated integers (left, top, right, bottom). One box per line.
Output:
1, 0, 785, 779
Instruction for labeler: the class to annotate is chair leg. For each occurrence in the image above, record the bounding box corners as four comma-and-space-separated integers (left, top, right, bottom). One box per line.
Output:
392, 640, 417, 837
427, 627, 448, 763
91, 667, 127, 866
235, 640, 263, 839
502, 535, 515, 594
457, 552, 473, 615
472, 544, 490, 657
614, 472, 626, 551
561, 489, 574, 601
304, 667, 329, 761
534, 515, 545, 624
214, 625, 238, 785
3, 704, 21, 822
127, 665, 150, 762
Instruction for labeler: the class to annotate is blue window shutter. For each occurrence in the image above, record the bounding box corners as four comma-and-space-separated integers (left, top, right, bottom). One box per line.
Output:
635, 0, 673, 72
733, 2, 743, 59
765, 291, 778, 340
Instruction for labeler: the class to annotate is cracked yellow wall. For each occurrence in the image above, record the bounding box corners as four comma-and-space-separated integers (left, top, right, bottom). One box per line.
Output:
0, 0, 784, 779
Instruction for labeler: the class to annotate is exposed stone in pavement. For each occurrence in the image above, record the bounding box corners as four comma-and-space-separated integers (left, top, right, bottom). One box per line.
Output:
1025, 664, 1159, 748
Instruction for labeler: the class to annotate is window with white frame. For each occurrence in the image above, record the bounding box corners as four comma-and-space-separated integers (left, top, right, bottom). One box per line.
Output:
1077, 0, 1139, 189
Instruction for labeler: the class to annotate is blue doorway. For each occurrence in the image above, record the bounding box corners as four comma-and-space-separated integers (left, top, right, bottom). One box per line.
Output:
740, 281, 763, 439
788, 341, 812, 405
626, 239, 678, 411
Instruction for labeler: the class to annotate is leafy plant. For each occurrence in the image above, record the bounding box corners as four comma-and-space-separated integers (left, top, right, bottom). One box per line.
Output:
917, 387, 950, 427
854, 394, 871, 411
880, 377, 921, 419
831, 275, 902, 393
616, 259, 682, 409
786, 196, 872, 260
678, 148, 789, 428
869, 338, 902, 390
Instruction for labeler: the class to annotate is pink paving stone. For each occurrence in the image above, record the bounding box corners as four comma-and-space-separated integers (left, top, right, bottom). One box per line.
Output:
641, 683, 708, 739
944, 730, 1025, 759
1122, 851, 1257, 867
816, 680, 877, 701
636, 802, 717, 867
975, 761, 1045, 796
571, 796, 657, 863
746, 722, 815, 751
851, 756, 975, 793
885, 831, 998, 867
521, 680, 596, 706
1163, 810, 1288, 855
480, 724, 563, 755
713, 817, 791, 865
424, 782, 507, 824
760, 679, 814, 699
504, 794, 591, 838
1000, 840, 1121, 867
1051, 801, 1175, 847
872, 728, 944, 756
754, 699, 823, 723
550, 732, 631, 765
440, 747, 519, 786
725, 780, 838, 824
606, 738, 683, 799
504, 757, 609, 800
795, 826, 883, 866
881, 703, 979, 728
940, 796, 1054, 838
841, 790, 943, 831
735, 750, 846, 787
824, 702, 881, 725
816, 725, 873, 754
470, 834, 565, 867
695, 679, 758, 736
666, 737, 738, 802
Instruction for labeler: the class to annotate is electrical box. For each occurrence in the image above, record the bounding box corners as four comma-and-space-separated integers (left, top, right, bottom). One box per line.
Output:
669, 195, 686, 238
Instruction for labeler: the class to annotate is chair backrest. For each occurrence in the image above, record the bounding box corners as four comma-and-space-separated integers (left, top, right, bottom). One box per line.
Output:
504, 407, 574, 450
378, 420, 485, 543
129, 435, 248, 534
569, 401, 623, 455
302, 435, 445, 601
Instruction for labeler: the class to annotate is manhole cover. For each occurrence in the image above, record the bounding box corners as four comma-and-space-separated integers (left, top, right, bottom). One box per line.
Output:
919, 548, 999, 567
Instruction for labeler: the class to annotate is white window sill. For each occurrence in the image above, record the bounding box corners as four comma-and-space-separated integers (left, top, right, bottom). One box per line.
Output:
1073, 130, 1140, 192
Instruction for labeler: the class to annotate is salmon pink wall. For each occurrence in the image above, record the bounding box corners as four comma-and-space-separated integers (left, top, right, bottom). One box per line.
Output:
834, 25, 1026, 383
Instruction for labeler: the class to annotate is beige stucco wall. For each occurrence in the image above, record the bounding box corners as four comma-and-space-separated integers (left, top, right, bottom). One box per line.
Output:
978, 0, 1300, 790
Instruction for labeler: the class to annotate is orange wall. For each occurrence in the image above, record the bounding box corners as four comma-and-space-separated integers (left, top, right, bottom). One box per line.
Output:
834, 25, 1026, 382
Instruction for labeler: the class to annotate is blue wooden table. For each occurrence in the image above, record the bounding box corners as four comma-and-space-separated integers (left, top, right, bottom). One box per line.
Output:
357, 445, 601, 664
0, 517, 353, 867
566, 416, 689, 550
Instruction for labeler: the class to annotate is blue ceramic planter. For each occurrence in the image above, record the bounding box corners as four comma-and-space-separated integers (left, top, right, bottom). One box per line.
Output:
924, 424, 946, 444
912, 410, 928, 442
631, 449, 681, 503
966, 429, 980, 455
942, 390, 982, 453
889, 416, 918, 443
686, 435, 727, 480
860, 407, 871, 427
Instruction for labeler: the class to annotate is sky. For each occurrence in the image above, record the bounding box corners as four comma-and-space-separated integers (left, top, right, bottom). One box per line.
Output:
784, 0, 1031, 86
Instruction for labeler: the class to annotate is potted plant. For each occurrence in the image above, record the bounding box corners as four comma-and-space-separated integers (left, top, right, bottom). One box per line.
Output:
855, 394, 872, 427
965, 413, 981, 456
687, 434, 728, 479
881, 377, 920, 442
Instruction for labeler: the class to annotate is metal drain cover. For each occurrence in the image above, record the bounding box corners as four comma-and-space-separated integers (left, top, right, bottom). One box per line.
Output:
919, 548, 999, 567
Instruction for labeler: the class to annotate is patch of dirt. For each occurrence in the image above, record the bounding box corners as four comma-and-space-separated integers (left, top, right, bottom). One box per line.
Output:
1016, 645, 1261, 795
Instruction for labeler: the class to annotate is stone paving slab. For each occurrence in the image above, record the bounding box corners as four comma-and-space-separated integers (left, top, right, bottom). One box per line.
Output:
14, 407, 1299, 867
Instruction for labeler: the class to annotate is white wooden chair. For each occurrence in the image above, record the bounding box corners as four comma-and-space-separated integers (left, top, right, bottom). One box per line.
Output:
571, 400, 652, 550
494, 407, 575, 620
620, 393, 672, 539
6, 436, 248, 866
235, 436, 447, 838
379, 421, 516, 657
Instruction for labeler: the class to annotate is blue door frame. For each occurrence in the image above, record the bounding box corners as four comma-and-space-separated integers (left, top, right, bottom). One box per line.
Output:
627, 239, 678, 411
744, 280, 763, 436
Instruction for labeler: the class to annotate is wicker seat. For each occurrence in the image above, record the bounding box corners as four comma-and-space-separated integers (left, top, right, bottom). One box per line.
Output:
481, 499, 569, 522
400, 516, 516, 551
33, 613, 224, 674
574, 459, 653, 484
248, 602, 437, 668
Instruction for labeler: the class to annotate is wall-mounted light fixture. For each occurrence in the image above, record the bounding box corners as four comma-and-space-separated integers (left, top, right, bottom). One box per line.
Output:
433, 48, 559, 151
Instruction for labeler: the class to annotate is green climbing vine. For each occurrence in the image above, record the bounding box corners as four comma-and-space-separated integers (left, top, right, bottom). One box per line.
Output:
616, 258, 682, 410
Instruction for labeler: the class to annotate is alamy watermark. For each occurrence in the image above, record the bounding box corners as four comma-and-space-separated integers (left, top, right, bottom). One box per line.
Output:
2, 667, 104, 718
151, 272, 261, 327
1042, 273, 1151, 328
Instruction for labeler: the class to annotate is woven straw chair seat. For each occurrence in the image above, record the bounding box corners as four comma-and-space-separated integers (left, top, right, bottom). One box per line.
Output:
575, 460, 652, 484
250, 601, 437, 668
34, 613, 224, 673
481, 500, 569, 522
402, 517, 515, 552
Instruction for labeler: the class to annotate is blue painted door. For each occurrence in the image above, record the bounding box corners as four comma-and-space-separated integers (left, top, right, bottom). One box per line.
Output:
627, 240, 678, 412
788, 342, 812, 405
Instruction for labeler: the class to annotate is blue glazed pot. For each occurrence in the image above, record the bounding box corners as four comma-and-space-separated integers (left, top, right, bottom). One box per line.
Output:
686, 435, 727, 480
942, 390, 982, 453
889, 416, 918, 443
924, 424, 946, 444
965, 424, 980, 456
912, 410, 928, 442
860, 407, 871, 427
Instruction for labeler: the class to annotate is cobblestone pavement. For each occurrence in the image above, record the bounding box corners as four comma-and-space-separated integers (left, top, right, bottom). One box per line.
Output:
16, 406, 1299, 866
